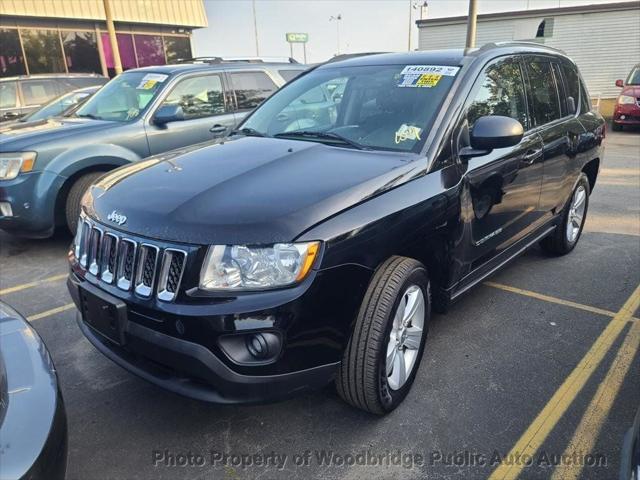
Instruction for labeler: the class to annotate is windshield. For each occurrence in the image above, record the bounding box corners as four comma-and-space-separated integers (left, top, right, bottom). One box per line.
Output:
626, 66, 640, 85
75, 71, 168, 122
240, 63, 459, 152
22, 90, 93, 122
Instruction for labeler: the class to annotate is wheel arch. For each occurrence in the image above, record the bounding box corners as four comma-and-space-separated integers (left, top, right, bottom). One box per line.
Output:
53, 163, 120, 226
582, 157, 600, 193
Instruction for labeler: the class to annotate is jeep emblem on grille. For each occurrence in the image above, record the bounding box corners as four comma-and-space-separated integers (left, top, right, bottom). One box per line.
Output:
107, 210, 127, 226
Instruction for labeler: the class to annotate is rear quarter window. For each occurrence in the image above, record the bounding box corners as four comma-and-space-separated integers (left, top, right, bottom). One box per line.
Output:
279, 69, 304, 83
526, 61, 562, 126
560, 63, 581, 114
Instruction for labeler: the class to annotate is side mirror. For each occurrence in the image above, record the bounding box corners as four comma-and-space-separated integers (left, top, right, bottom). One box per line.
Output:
615, 79, 624, 88
460, 116, 524, 162
153, 105, 184, 125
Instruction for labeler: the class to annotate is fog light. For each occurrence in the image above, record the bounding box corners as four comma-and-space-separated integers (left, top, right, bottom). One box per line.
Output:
0, 202, 12, 217
218, 331, 282, 365
620, 115, 626, 120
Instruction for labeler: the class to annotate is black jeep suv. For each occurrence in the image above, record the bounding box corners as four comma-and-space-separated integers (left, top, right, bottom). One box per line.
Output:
67, 43, 605, 414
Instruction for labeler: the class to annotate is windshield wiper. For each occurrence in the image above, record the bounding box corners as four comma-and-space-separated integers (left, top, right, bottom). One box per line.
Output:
76, 113, 101, 120
274, 130, 367, 150
229, 127, 266, 137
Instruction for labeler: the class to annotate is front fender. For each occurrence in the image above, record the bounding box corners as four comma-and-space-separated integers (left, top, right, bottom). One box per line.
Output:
46, 144, 141, 179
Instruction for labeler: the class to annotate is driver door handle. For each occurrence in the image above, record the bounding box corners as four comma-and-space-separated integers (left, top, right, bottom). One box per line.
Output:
522, 148, 542, 165
209, 124, 227, 135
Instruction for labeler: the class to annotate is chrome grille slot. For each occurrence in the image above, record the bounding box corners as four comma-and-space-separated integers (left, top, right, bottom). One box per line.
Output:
116, 239, 137, 291
157, 249, 186, 302
100, 233, 118, 284
134, 244, 159, 297
79, 220, 91, 268
73, 216, 84, 260
87, 226, 103, 276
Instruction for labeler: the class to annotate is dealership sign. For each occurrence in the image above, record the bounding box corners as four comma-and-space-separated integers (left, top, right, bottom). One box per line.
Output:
286, 32, 308, 43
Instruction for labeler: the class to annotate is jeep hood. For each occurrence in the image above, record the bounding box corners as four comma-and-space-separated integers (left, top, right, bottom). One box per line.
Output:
0, 117, 117, 150
87, 136, 421, 244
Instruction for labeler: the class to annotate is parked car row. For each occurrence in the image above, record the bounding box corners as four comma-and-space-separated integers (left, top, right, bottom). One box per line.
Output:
0, 59, 307, 237
0, 73, 107, 122
56, 43, 604, 413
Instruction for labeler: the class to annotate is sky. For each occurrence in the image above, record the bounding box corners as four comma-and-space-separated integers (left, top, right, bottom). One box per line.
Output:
192, 0, 633, 63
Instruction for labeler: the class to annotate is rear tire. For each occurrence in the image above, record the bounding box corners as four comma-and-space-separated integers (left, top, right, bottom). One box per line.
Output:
65, 172, 106, 234
336, 256, 430, 414
540, 173, 590, 256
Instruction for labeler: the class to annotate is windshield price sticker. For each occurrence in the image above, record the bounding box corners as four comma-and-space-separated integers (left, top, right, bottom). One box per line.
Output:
137, 73, 168, 90
398, 73, 442, 88
400, 65, 460, 76
397, 65, 459, 88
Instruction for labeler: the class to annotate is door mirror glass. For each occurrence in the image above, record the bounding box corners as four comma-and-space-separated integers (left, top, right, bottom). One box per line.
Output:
470, 115, 524, 150
153, 104, 184, 124
615, 79, 624, 88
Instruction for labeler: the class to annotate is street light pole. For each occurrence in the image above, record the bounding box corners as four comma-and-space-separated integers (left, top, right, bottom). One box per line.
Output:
252, 0, 260, 56
102, 0, 122, 74
465, 0, 478, 48
408, 0, 412, 51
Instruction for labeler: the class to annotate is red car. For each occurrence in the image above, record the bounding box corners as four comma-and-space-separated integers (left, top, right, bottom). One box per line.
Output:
613, 63, 640, 131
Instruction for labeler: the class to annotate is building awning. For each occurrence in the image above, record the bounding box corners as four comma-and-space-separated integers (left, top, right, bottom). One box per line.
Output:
0, 0, 207, 28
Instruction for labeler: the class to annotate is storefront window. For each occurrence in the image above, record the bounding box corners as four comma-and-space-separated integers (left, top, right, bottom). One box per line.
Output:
62, 31, 101, 74
0, 29, 27, 77
164, 36, 192, 64
101, 33, 137, 76
134, 34, 166, 67
21, 29, 66, 74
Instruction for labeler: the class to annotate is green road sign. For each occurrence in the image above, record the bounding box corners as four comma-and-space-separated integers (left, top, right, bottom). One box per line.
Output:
286, 32, 308, 43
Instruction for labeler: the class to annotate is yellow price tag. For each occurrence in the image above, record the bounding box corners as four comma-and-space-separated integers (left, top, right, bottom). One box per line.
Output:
416, 74, 442, 87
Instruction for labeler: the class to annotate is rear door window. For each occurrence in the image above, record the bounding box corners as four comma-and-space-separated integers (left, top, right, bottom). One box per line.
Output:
230, 71, 277, 110
0, 82, 17, 108
525, 60, 562, 126
20, 79, 62, 106
467, 56, 529, 130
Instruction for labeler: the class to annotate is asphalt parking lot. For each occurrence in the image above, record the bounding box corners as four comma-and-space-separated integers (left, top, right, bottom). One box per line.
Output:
1, 128, 638, 480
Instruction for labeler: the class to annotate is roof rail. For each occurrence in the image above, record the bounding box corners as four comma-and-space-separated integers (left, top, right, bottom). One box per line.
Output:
180, 56, 300, 65
479, 41, 567, 55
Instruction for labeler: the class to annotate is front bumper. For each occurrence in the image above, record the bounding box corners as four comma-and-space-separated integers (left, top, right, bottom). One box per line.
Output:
613, 103, 640, 125
68, 259, 371, 404
0, 170, 64, 237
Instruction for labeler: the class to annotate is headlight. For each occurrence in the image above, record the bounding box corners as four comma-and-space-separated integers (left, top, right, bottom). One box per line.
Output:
200, 242, 320, 291
618, 95, 636, 105
0, 152, 36, 180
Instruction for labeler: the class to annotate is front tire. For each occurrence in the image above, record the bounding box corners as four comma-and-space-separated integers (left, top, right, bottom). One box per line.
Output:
612, 122, 622, 132
336, 256, 430, 414
540, 173, 590, 255
65, 172, 106, 234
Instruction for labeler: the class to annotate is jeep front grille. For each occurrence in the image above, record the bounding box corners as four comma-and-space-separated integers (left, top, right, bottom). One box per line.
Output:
74, 217, 187, 302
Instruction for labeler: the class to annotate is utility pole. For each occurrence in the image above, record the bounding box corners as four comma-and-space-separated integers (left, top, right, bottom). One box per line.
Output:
329, 14, 342, 55
252, 0, 260, 56
407, 0, 412, 51
102, 0, 122, 74
465, 0, 478, 48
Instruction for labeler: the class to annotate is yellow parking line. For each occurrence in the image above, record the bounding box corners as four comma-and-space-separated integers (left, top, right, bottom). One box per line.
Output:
488, 283, 640, 480
484, 281, 639, 321
0, 273, 67, 296
27, 303, 75, 322
551, 320, 640, 480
